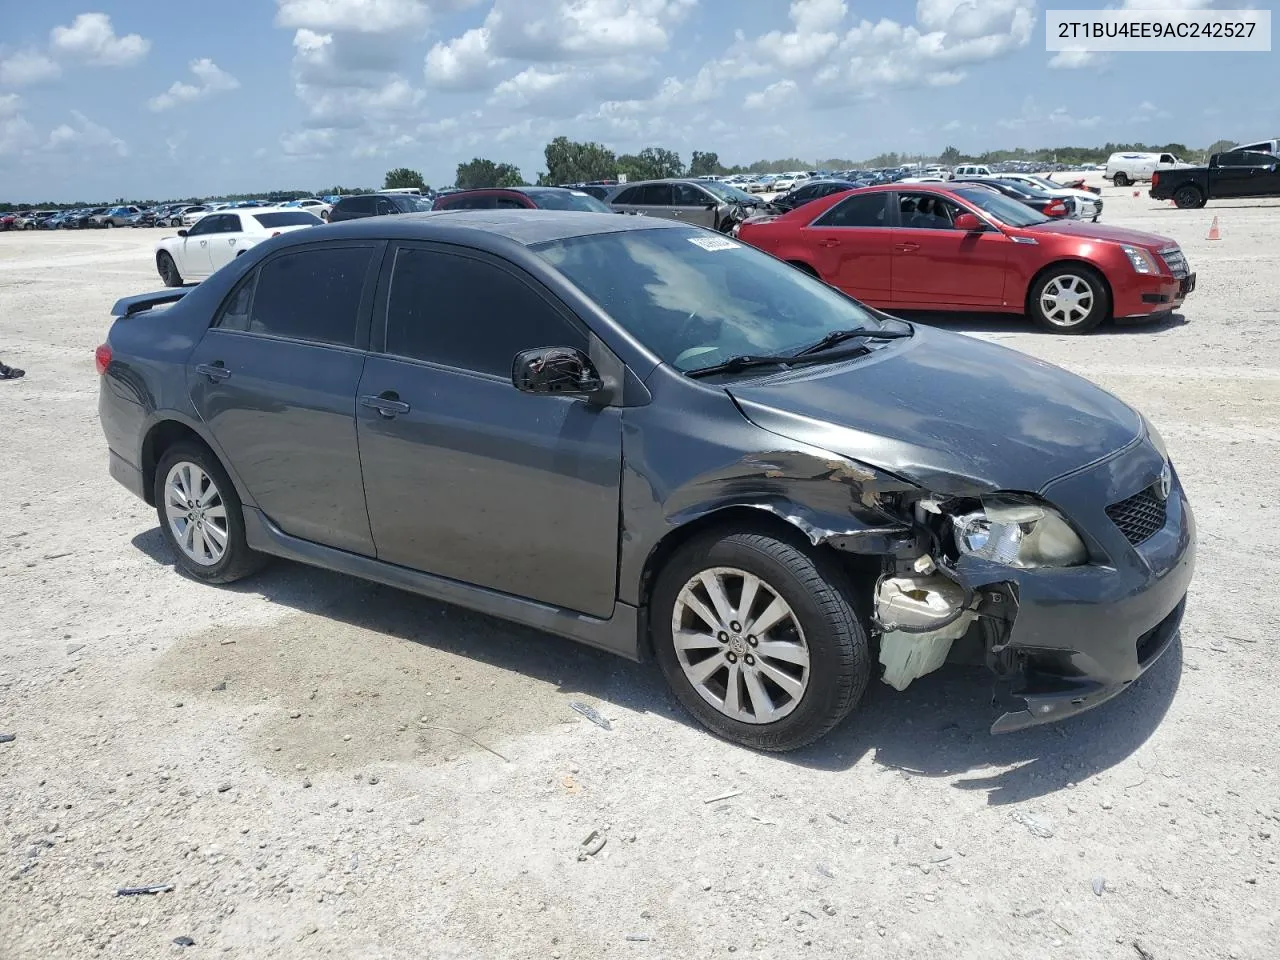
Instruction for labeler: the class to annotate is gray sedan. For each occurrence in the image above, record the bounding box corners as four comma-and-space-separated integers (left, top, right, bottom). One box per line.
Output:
96, 211, 1193, 750
609, 178, 762, 232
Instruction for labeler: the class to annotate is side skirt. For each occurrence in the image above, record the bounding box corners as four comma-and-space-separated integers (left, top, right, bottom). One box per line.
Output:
242, 507, 642, 661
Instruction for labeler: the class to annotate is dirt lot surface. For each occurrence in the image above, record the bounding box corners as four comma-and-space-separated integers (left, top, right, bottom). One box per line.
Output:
3, 186, 1278, 959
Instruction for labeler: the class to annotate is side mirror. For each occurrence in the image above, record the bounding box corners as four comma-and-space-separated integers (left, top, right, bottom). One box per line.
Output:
177, 229, 188, 237
953, 213, 984, 231
512, 347, 604, 398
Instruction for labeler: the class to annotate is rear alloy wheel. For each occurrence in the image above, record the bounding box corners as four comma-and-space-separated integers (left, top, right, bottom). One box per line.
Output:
157, 251, 183, 287
652, 532, 869, 751
1173, 186, 1204, 210
154, 442, 265, 584
1029, 267, 1108, 334
1113, 172, 1131, 187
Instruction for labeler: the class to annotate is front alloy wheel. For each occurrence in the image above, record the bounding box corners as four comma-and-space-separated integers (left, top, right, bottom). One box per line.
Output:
672, 567, 810, 723
1029, 267, 1107, 334
652, 531, 869, 751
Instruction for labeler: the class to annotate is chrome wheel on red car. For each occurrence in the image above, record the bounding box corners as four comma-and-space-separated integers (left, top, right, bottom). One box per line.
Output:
1029, 266, 1108, 334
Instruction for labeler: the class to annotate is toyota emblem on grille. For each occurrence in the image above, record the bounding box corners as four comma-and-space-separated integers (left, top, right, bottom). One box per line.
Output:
1156, 463, 1172, 501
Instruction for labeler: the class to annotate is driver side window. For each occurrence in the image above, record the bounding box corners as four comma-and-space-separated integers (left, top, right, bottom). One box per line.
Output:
673, 183, 709, 206
187, 216, 220, 236
897, 193, 962, 230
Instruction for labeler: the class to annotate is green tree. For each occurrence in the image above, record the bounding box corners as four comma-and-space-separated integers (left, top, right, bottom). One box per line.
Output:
541, 136, 618, 184
455, 158, 524, 189
1206, 139, 1235, 156
939, 145, 962, 165
617, 146, 684, 181
688, 150, 720, 177
384, 167, 427, 191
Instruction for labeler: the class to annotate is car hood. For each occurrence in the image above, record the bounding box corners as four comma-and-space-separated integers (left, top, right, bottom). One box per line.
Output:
1021, 218, 1172, 248
726, 325, 1143, 496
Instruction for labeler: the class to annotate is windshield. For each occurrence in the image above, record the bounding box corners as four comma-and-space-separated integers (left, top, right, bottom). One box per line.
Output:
701, 181, 757, 204
533, 227, 902, 374
1025, 175, 1063, 191
528, 190, 613, 213
951, 186, 1050, 227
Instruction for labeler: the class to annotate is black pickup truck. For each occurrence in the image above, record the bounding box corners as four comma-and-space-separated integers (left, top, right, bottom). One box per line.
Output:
1150, 150, 1280, 208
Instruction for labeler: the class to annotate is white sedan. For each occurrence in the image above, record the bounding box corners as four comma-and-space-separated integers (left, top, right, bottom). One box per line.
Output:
988, 173, 1104, 221
286, 198, 333, 221
154, 207, 324, 286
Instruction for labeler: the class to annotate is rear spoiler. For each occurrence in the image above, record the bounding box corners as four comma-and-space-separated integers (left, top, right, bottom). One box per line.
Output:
110, 289, 190, 318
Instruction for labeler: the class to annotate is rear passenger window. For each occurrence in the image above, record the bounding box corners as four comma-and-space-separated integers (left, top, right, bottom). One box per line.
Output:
385, 247, 586, 377
613, 186, 640, 204
248, 246, 374, 346
214, 275, 255, 332
813, 193, 888, 228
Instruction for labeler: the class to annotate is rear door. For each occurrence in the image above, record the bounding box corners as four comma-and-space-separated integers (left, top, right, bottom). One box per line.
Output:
890, 191, 1007, 308
798, 191, 893, 304
186, 242, 383, 555
632, 183, 676, 221
355, 242, 622, 617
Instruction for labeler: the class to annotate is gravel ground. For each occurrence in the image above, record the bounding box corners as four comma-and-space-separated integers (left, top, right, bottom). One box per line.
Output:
2, 186, 1278, 959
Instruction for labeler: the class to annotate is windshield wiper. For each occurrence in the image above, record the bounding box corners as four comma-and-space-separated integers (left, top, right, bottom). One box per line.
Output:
685, 354, 796, 378
790, 326, 912, 357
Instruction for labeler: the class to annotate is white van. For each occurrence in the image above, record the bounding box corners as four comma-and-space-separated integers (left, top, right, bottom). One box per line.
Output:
953, 164, 992, 177
1104, 152, 1192, 186
377, 187, 423, 196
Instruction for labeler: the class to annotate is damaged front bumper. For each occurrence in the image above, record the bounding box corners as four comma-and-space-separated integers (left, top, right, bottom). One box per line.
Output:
969, 443, 1195, 734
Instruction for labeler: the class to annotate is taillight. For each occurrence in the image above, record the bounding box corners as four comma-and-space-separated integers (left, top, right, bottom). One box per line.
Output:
1046, 201, 1067, 217
1151, 172, 1160, 189
94, 343, 112, 375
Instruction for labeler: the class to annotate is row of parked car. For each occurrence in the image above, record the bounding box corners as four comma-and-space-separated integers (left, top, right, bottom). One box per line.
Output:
0, 197, 341, 232
148, 175, 1191, 338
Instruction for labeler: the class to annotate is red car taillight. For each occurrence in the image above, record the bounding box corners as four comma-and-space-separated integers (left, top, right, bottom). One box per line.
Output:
1151, 172, 1160, 190
1045, 201, 1068, 217
94, 343, 112, 375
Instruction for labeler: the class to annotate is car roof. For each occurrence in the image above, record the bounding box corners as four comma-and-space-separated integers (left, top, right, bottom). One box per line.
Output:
271, 209, 682, 249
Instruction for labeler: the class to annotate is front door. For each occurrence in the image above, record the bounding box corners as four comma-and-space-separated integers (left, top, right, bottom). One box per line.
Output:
799, 191, 893, 304
187, 242, 382, 555
672, 182, 718, 228
178, 215, 221, 278
889, 192, 1008, 308
355, 243, 622, 618
205, 214, 246, 274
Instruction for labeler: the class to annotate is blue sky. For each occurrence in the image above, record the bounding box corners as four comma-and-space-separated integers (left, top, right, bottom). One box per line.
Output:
1, 1, 1275, 201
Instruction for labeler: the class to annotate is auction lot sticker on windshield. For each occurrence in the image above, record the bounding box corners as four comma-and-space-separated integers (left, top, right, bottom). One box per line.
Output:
1046, 9, 1271, 51
688, 236, 740, 252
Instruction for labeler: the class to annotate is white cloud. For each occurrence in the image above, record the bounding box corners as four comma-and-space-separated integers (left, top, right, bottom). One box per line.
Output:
0, 49, 62, 87
301, 74, 423, 125
1048, 47, 1099, 69
148, 59, 240, 112
0, 95, 36, 156
43, 110, 128, 156
942, 118, 963, 131
752, 0, 847, 71
280, 126, 339, 157
50, 13, 150, 66
484, 0, 696, 61
744, 79, 799, 110
424, 27, 497, 89
998, 96, 1100, 131
276, 0, 435, 33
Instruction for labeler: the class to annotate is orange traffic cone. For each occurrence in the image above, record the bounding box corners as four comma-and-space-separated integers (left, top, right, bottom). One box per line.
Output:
1168, 198, 1176, 207
1207, 215, 1221, 240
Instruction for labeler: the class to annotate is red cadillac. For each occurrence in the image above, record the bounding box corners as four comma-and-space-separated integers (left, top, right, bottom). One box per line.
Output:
735, 183, 1195, 333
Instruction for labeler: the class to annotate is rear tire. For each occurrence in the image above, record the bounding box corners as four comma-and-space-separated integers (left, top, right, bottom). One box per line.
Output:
1173, 185, 1204, 209
157, 251, 183, 287
651, 531, 870, 752
1112, 172, 1131, 187
1028, 264, 1108, 334
153, 442, 265, 584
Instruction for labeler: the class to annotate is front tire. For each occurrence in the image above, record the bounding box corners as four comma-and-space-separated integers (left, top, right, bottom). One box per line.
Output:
153, 442, 265, 584
1029, 265, 1108, 334
1173, 185, 1204, 209
1113, 172, 1131, 187
651, 531, 869, 752
157, 251, 183, 287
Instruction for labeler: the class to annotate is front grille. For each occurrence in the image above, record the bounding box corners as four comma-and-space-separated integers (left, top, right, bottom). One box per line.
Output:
1158, 246, 1188, 279
1106, 486, 1167, 546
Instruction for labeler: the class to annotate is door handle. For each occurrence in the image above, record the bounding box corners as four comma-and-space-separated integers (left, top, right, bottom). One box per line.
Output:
818, 238, 841, 248
200, 240, 207, 247
894, 242, 921, 253
360, 393, 411, 418
196, 362, 231, 382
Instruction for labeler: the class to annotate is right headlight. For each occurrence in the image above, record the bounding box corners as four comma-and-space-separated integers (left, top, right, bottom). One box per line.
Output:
950, 496, 1088, 569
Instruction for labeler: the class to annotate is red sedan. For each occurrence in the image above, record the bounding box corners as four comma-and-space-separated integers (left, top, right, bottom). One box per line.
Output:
735, 183, 1195, 333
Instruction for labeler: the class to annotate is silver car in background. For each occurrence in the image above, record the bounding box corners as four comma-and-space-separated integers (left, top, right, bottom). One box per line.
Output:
609, 178, 764, 233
